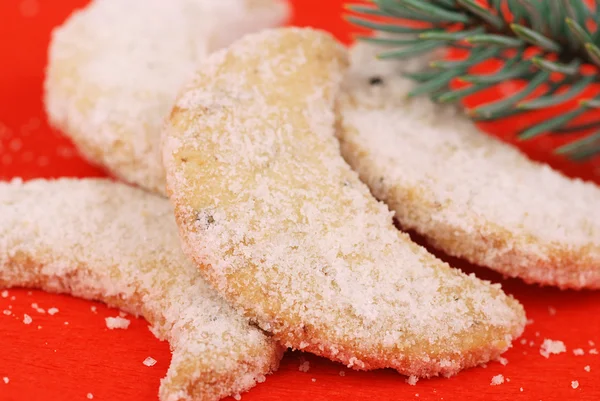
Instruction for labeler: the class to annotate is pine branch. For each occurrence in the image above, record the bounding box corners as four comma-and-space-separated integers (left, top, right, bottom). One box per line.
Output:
346, 0, 600, 161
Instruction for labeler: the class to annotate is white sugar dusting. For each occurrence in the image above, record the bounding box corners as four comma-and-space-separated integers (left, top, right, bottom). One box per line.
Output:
298, 361, 310, 373
105, 316, 131, 330
2, 310, 10, 316
48, 307, 59, 315
0, 178, 283, 400
163, 27, 525, 378
540, 339, 566, 358
573, 348, 585, 356
589, 348, 598, 355
584, 365, 591, 372
571, 380, 579, 389
338, 42, 600, 289
143, 357, 157, 367
44, 0, 289, 194
490, 374, 504, 386
23, 314, 32, 324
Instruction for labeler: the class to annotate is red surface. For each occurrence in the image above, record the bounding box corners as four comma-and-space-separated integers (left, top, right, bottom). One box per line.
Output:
1, 1, 599, 401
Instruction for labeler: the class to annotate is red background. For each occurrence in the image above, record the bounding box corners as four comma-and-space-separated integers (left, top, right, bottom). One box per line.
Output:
1, 1, 599, 400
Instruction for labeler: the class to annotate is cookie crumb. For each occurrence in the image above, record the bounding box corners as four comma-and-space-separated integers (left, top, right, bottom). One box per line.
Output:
298, 361, 310, 373
520, 387, 523, 392
490, 374, 504, 386
48, 307, 59, 315
233, 395, 241, 401
23, 314, 32, 324
406, 376, 418, 386
584, 365, 591, 372
64, 321, 69, 325
573, 348, 585, 356
589, 340, 595, 346
571, 381, 579, 389
540, 339, 566, 358
3, 310, 11, 316
526, 318, 534, 325
87, 393, 94, 399
105, 316, 130, 329
90, 306, 97, 313
143, 357, 157, 367
589, 348, 598, 355
520, 338, 527, 345
311, 378, 316, 382
339, 371, 345, 377
1, 290, 8, 298
497, 356, 508, 366
2, 377, 8, 384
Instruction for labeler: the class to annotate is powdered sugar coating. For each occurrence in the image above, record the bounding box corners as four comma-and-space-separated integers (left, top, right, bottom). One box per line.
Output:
44, 0, 289, 195
336, 42, 600, 289
0, 178, 283, 401
163, 28, 525, 378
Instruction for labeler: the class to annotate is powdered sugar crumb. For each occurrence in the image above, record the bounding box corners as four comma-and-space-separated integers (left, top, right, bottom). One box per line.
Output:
1, 290, 8, 298
233, 395, 241, 401
590, 348, 598, 355
23, 314, 32, 324
3, 310, 10, 316
540, 339, 566, 358
520, 387, 523, 392
143, 357, 157, 367
584, 365, 591, 372
497, 356, 508, 366
90, 306, 97, 313
571, 381, 579, 389
573, 348, 585, 356
105, 316, 130, 330
406, 376, 419, 386
87, 393, 94, 399
490, 374, 504, 386
2, 377, 8, 384
48, 307, 59, 315
298, 361, 310, 373
311, 378, 316, 382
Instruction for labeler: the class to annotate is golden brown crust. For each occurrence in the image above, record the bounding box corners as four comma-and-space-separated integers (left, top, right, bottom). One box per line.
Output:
44, 0, 290, 195
336, 42, 600, 290
163, 27, 526, 379
0, 178, 283, 401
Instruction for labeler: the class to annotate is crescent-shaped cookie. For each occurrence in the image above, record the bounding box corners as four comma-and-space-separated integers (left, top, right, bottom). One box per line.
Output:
162, 27, 526, 378
336, 42, 600, 289
44, 0, 289, 195
0, 178, 283, 401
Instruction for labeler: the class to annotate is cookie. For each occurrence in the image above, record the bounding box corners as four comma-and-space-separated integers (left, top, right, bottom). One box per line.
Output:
44, 0, 289, 195
336, 42, 600, 289
162, 27, 526, 378
0, 178, 284, 401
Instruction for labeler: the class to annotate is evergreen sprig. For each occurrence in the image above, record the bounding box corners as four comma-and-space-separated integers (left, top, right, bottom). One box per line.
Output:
347, 0, 600, 161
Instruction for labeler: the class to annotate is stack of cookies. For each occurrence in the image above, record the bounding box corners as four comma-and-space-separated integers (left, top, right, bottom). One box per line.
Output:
1, 1, 599, 400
